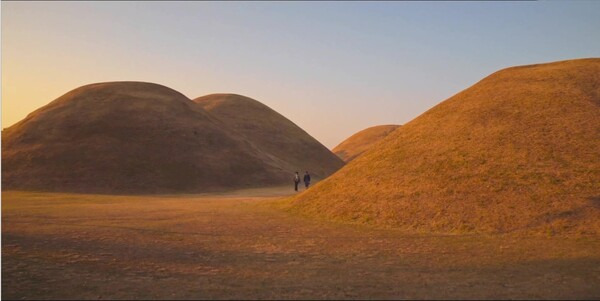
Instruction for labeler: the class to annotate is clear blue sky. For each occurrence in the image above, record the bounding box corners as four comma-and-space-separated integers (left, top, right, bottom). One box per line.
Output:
3, 1, 600, 147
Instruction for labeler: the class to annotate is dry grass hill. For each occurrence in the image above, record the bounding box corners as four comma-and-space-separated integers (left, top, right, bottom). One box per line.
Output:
333, 125, 401, 162
288, 58, 600, 235
194, 94, 344, 180
2, 82, 342, 193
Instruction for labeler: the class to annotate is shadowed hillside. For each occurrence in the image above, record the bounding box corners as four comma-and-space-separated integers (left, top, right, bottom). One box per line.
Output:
333, 125, 400, 162
289, 58, 600, 235
195, 94, 344, 180
2, 82, 341, 193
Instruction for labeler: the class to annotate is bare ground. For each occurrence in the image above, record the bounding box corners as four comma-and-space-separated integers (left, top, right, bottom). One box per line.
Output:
2, 187, 600, 300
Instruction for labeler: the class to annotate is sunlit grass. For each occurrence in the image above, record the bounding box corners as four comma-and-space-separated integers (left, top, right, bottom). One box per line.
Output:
288, 58, 600, 235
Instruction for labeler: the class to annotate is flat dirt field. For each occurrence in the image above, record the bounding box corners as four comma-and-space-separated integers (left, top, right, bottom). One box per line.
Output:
2, 188, 600, 299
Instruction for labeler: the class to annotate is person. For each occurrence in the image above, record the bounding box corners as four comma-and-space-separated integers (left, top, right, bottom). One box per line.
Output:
294, 171, 300, 191
303, 171, 311, 189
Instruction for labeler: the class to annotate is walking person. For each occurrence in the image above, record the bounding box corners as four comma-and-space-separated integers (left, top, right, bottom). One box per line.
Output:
303, 171, 311, 189
294, 171, 300, 191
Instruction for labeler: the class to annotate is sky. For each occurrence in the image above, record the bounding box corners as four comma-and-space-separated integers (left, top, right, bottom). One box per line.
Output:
2, 1, 600, 148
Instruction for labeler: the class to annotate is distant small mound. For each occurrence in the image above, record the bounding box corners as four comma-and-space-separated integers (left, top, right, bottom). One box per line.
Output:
289, 58, 600, 235
2, 82, 294, 193
194, 94, 344, 180
333, 125, 400, 162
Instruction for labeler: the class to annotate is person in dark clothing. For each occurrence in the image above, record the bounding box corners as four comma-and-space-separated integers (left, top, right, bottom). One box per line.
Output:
303, 171, 311, 189
294, 171, 300, 191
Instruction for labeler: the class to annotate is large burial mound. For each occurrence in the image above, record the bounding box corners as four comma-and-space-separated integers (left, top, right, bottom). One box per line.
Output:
2, 82, 341, 193
194, 94, 344, 180
333, 125, 400, 162
289, 58, 600, 235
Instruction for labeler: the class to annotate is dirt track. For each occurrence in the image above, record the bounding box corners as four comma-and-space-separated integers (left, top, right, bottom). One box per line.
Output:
2, 188, 600, 299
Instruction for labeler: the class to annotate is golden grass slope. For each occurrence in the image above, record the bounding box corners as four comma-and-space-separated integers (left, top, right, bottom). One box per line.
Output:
333, 125, 401, 162
194, 94, 344, 180
1, 82, 295, 193
289, 58, 600, 235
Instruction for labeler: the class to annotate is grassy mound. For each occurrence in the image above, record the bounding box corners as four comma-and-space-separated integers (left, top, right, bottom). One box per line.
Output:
289, 58, 600, 235
2, 83, 342, 193
333, 125, 400, 162
195, 94, 344, 180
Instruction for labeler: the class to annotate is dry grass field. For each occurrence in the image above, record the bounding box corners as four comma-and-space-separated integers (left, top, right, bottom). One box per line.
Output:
3, 189, 600, 299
